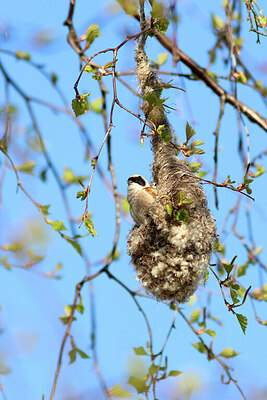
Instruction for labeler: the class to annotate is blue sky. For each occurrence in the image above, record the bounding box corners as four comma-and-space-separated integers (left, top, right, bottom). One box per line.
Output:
1, 0, 267, 399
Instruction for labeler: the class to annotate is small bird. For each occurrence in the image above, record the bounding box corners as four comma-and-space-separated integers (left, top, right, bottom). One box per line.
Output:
127, 174, 157, 226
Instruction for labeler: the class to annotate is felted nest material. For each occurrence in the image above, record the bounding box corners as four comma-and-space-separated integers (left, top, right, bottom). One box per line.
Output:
127, 40, 216, 303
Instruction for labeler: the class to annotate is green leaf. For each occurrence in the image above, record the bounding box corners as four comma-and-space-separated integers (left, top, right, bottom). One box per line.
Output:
62, 166, 88, 185
150, 1, 164, 19
59, 315, 76, 325
190, 309, 202, 323
166, 203, 173, 216
84, 65, 97, 73
143, 92, 166, 106
155, 18, 169, 34
196, 170, 207, 178
40, 205, 50, 216
72, 95, 91, 117
76, 299, 85, 314
223, 263, 234, 275
190, 140, 204, 147
103, 60, 115, 69
160, 130, 172, 143
205, 329, 216, 338
192, 342, 207, 354
234, 71, 247, 84
127, 376, 148, 394
15, 50, 31, 60
55, 262, 63, 272
236, 313, 248, 335
0, 256, 11, 270
133, 346, 148, 356
49, 220, 67, 232
68, 239, 82, 256
107, 249, 121, 261
68, 348, 77, 364
211, 14, 225, 30
51, 72, 58, 85
206, 70, 218, 83
189, 162, 202, 173
62, 166, 76, 184
76, 348, 90, 359
109, 384, 133, 398
76, 191, 87, 201
40, 168, 47, 182
228, 282, 239, 291
84, 216, 97, 236
255, 246, 263, 256
64, 305, 72, 316
185, 122, 196, 142
3, 242, 23, 252
219, 348, 240, 358
27, 250, 44, 266
157, 53, 167, 65
17, 161, 36, 175
175, 209, 189, 224
237, 286, 245, 298
85, 24, 101, 46
237, 262, 249, 277
168, 370, 182, 377
148, 363, 159, 376
204, 268, 209, 285
182, 198, 193, 205
0, 363, 11, 375
230, 288, 239, 304
192, 148, 205, 155
252, 164, 265, 178
90, 98, 102, 114
213, 239, 225, 256
121, 197, 130, 213
92, 74, 102, 81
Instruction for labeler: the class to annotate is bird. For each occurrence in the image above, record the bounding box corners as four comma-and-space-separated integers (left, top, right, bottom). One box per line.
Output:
127, 174, 157, 226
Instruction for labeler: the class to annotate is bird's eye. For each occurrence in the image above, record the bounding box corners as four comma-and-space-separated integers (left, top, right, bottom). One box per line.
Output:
128, 176, 147, 186
136, 176, 146, 186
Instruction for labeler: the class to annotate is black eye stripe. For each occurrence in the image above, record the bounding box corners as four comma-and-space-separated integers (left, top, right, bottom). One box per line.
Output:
128, 176, 147, 186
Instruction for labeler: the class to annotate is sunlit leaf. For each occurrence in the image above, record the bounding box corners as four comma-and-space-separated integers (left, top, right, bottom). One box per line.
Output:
72, 94, 91, 117
17, 161, 36, 175
109, 383, 133, 398
127, 376, 148, 394
190, 309, 202, 323
157, 53, 167, 65
192, 342, 207, 354
175, 209, 189, 224
15, 50, 31, 60
76, 348, 90, 359
68, 348, 77, 364
236, 313, 248, 335
49, 221, 67, 232
166, 203, 173, 216
84, 216, 97, 236
84, 24, 101, 46
205, 329, 216, 338
185, 122, 196, 142
133, 346, 148, 356
168, 370, 182, 377
219, 348, 240, 358
40, 205, 50, 216
68, 239, 82, 256
90, 98, 102, 114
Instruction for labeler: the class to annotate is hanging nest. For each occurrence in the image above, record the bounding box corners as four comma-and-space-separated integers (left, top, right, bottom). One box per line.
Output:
127, 41, 216, 303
